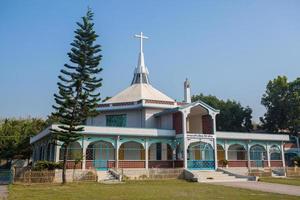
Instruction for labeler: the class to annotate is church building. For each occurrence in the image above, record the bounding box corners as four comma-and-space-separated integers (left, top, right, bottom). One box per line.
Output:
30, 32, 289, 172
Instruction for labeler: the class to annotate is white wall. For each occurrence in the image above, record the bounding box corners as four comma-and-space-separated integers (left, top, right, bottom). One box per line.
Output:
149, 143, 169, 160
160, 114, 173, 129
149, 143, 156, 160
188, 115, 203, 133
124, 142, 142, 160
93, 143, 114, 160
87, 109, 143, 128
144, 108, 165, 128
86, 107, 175, 130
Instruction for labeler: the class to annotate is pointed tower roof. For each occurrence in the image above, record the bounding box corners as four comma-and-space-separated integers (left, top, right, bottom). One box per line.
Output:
105, 32, 175, 104
131, 32, 150, 84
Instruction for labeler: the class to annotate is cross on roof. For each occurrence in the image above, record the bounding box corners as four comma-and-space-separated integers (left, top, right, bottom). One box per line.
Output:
134, 32, 148, 53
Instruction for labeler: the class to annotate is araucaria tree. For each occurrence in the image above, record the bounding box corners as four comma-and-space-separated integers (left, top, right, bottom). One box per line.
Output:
51, 9, 102, 184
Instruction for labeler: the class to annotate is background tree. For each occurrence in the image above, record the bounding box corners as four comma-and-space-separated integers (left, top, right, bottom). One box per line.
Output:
192, 94, 253, 132
261, 76, 300, 135
0, 118, 46, 168
286, 78, 300, 135
51, 9, 102, 184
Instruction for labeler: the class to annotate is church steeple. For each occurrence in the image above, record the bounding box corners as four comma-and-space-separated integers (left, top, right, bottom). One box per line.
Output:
131, 32, 150, 85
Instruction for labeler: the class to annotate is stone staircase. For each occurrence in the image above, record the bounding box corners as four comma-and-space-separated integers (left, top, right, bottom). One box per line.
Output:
96, 171, 120, 183
272, 168, 285, 177
191, 170, 248, 182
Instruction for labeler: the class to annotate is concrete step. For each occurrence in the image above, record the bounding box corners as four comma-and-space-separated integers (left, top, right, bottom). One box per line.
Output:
97, 171, 118, 182
195, 173, 234, 177
198, 178, 248, 183
191, 170, 248, 182
97, 171, 120, 182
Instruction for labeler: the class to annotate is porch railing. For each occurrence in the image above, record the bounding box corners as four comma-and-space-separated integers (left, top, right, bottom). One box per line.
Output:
187, 160, 215, 170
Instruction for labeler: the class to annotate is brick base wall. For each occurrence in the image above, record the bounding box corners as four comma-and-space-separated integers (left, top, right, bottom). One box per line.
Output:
228, 160, 248, 167
249, 160, 268, 168
149, 161, 173, 168
86, 161, 93, 169
64, 161, 82, 169
85, 160, 184, 169
270, 160, 283, 167
118, 161, 145, 168
174, 160, 184, 168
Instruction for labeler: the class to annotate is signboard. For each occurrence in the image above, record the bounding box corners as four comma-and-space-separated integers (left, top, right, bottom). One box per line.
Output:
187, 133, 215, 139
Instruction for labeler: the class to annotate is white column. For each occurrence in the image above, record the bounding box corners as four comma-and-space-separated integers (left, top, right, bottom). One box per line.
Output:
224, 140, 228, 168
212, 113, 217, 134
145, 139, 149, 170
82, 138, 88, 170
247, 141, 251, 169
281, 142, 286, 176
266, 143, 271, 168
214, 138, 218, 169
115, 136, 119, 169
172, 146, 176, 168
182, 112, 188, 169
55, 142, 61, 163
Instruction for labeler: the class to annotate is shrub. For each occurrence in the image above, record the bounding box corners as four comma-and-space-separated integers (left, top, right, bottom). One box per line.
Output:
220, 159, 228, 167
292, 156, 300, 167
33, 161, 62, 171
139, 174, 148, 180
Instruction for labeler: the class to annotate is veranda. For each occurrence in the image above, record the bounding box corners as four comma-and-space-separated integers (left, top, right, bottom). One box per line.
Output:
32, 136, 286, 170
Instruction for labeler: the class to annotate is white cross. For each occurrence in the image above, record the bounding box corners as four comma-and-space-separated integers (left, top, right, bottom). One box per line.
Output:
135, 32, 148, 53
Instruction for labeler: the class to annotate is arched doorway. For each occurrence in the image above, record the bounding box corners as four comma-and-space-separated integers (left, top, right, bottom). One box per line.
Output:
148, 142, 173, 168
270, 145, 281, 160
46, 143, 51, 161
228, 144, 247, 160
118, 141, 145, 168
59, 142, 82, 160
59, 142, 83, 169
217, 144, 225, 165
39, 145, 44, 160
250, 145, 266, 168
86, 141, 115, 170
227, 144, 247, 167
187, 142, 215, 170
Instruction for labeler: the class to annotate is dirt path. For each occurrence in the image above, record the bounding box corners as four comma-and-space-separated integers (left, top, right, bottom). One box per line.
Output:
0, 185, 8, 200
211, 181, 300, 196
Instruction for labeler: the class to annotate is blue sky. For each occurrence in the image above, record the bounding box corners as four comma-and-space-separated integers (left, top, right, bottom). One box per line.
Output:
1, 0, 300, 122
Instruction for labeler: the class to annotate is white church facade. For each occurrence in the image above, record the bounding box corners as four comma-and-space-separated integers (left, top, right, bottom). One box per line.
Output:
30, 32, 289, 171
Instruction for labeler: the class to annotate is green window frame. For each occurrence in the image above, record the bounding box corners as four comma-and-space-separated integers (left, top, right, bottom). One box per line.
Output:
106, 114, 127, 127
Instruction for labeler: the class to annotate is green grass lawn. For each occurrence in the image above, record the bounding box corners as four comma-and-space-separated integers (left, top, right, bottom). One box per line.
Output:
259, 177, 300, 186
8, 180, 299, 200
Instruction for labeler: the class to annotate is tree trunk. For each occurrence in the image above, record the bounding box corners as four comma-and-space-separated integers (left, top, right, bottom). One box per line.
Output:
62, 145, 68, 184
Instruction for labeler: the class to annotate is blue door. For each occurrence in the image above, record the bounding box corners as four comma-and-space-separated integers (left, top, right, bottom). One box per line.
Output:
93, 142, 110, 171
250, 145, 266, 168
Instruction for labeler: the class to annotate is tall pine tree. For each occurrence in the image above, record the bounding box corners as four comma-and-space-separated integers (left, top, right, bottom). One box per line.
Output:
51, 9, 102, 184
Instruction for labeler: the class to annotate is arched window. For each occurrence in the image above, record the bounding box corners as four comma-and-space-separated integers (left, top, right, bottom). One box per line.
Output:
250, 145, 266, 160
217, 144, 225, 161
39, 146, 44, 160
188, 142, 214, 161
86, 141, 115, 161
59, 142, 82, 160
149, 143, 173, 161
228, 144, 247, 160
46, 143, 51, 161
119, 141, 145, 160
270, 145, 281, 160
